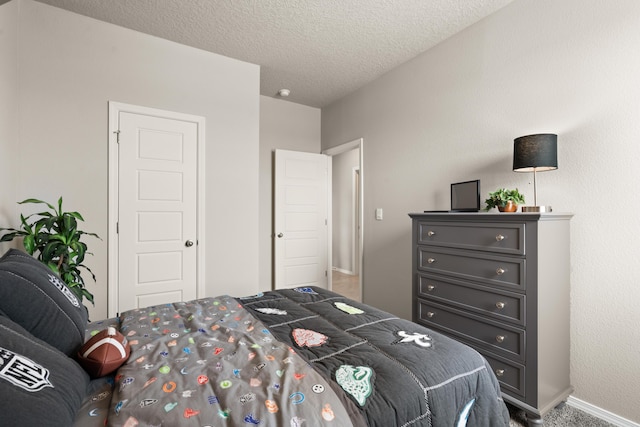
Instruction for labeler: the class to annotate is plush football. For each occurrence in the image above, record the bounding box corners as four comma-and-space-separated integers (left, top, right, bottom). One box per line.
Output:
77, 327, 130, 378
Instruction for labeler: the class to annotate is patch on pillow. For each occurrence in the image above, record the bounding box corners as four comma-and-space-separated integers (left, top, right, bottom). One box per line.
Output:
46, 273, 80, 307
0, 346, 53, 392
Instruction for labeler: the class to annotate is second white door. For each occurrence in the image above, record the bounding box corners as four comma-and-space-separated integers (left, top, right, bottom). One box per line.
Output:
274, 149, 330, 290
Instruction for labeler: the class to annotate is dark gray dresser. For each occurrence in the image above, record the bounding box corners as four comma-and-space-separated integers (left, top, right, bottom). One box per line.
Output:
409, 212, 573, 426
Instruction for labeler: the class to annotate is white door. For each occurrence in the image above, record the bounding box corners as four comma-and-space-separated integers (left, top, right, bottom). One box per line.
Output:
274, 150, 330, 290
109, 104, 203, 315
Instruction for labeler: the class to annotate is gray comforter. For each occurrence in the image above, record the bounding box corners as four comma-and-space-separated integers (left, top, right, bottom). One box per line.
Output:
74, 287, 509, 426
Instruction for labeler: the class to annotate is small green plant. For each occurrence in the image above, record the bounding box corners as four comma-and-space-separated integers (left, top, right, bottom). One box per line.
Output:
484, 188, 525, 211
0, 197, 100, 305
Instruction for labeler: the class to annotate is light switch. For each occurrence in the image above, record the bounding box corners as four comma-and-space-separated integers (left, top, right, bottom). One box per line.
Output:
375, 208, 383, 220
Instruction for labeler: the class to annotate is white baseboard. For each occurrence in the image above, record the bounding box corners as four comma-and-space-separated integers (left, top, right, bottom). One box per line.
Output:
567, 396, 639, 427
331, 267, 354, 275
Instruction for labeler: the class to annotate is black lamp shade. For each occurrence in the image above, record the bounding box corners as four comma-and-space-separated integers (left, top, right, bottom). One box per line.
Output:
513, 134, 558, 172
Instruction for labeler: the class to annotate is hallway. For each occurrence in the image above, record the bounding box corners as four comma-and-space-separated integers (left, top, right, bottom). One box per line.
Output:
332, 270, 360, 302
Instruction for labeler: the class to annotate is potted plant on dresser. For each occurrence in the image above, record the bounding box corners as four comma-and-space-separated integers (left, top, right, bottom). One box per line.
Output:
484, 188, 525, 212
0, 197, 100, 306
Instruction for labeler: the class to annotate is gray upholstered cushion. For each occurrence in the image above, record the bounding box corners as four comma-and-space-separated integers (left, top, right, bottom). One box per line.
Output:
0, 249, 88, 355
0, 316, 89, 427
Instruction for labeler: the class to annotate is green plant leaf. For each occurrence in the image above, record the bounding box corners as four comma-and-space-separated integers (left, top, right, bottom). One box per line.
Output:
47, 262, 60, 274
68, 211, 85, 221
19, 214, 33, 234
0, 231, 25, 242
23, 235, 36, 254
80, 231, 101, 240
48, 234, 67, 243
19, 198, 57, 212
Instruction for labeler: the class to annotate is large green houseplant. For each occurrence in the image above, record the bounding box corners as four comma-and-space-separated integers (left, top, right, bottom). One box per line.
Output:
0, 197, 100, 305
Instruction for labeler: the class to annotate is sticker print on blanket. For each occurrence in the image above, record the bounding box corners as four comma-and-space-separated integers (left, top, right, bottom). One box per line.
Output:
108, 296, 355, 426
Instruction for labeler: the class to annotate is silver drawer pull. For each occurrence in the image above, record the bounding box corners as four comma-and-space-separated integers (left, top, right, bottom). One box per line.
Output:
496, 267, 505, 275
427, 284, 436, 291
495, 369, 505, 377
495, 301, 506, 310
427, 230, 436, 237
427, 258, 436, 264
495, 234, 505, 242
426, 311, 435, 318
496, 335, 505, 343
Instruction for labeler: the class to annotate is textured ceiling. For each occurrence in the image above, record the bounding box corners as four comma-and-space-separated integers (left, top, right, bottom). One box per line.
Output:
32, 0, 514, 107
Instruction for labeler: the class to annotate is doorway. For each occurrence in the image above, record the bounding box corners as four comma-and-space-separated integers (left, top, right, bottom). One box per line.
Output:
323, 138, 363, 302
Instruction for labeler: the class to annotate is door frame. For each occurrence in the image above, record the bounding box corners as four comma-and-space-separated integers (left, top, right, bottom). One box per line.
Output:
351, 166, 360, 276
107, 101, 206, 317
323, 138, 364, 299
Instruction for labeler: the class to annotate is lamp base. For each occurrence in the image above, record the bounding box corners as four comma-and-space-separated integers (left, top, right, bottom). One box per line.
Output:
521, 205, 552, 213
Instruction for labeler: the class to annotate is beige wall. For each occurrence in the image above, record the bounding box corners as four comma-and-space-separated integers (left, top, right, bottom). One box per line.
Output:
322, 0, 640, 422
258, 96, 321, 290
2, 0, 260, 320
0, 0, 18, 248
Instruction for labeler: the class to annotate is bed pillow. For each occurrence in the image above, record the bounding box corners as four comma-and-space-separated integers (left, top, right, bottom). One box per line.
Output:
0, 249, 88, 355
0, 316, 90, 427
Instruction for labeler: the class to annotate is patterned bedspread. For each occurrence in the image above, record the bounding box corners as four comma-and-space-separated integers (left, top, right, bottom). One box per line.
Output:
74, 287, 509, 426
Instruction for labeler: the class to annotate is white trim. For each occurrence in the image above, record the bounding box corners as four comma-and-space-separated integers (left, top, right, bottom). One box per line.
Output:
322, 138, 364, 302
332, 267, 354, 275
107, 102, 205, 317
327, 156, 333, 291
323, 138, 362, 156
567, 396, 640, 427
351, 166, 360, 276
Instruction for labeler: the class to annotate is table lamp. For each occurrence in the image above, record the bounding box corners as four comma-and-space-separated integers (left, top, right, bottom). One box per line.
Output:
513, 133, 558, 212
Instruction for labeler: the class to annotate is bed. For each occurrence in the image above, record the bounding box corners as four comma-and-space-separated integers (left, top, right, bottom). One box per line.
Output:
0, 249, 510, 426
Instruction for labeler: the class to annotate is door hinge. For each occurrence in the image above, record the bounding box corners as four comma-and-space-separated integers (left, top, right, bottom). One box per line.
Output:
325, 270, 328, 277
116, 222, 119, 234
113, 129, 121, 143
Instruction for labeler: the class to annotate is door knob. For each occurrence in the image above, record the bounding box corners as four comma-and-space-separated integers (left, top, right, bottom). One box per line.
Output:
277, 233, 284, 238
185, 240, 194, 247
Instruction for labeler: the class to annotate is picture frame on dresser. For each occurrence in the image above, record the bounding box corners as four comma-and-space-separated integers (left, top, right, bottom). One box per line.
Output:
450, 179, 481, 212
409, 212, 573, 427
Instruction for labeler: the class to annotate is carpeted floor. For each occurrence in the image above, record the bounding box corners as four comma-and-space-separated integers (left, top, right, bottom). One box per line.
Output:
507, 403, 616, 427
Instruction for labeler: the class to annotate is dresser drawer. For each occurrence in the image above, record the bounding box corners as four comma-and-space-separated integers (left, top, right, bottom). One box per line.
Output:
417, 221, 525, 255
418, 273, 525, 326
418, 247, 525, 291
417, 300, 525, 362
481, 352, 526, 398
